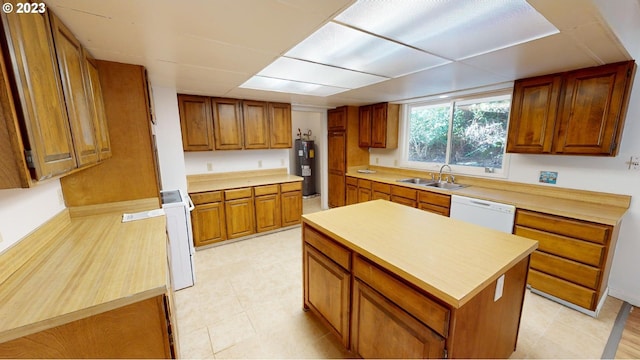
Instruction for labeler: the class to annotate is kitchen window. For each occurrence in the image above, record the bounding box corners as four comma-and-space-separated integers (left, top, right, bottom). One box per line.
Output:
402, 93, 511, 177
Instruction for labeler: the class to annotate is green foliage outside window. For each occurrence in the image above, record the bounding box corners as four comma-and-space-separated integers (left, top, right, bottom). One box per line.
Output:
408, 97, 510, 169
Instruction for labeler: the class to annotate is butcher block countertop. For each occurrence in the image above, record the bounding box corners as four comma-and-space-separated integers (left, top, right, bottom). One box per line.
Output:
302, 200, 538, 308
0, 198, 167, 343
188, 168, 303, 193
347, 167, 630, 226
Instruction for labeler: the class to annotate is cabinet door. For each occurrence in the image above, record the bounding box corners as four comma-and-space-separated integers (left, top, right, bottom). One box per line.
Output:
2, 7, 77, 178
358, 187, 371, 203
178, 94, 214, 151
370, 103, 388, 148
328, 107, 347, 131
358, 105, 371, 147
212, 98, 243, 150
269, 102, 292, 148
506, 75, 562, 154
328, 131, 346, 208
84, 52, 111, 160
192, 202, 226, 246
243, 100, 269, 149
255, 194, 281, 233
225, 197, 255, 239
346, 183, 358, 205
351, 279, 445, 359
303, 243, 351, 348
281, 190, 302, 227
554, 61, 634, 155
50, 12, 99, 167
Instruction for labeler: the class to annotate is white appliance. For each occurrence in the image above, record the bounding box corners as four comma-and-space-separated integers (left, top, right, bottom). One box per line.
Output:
450, 195, 516, 233
161, 189, 196, 290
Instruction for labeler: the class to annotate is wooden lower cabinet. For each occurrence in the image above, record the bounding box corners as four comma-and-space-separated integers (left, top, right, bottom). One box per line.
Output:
254, 193, 280, 233
303, 242, 351, 347
192, 201, 227, 246
281, 183, 302, 227
514, 209, 615, 311
225, 195, 255, 239
418, 190, 451, 217
0, 295, 175, 358
345, 176, 358, 205
303, 222, 530, 359
351, 279, 445, 359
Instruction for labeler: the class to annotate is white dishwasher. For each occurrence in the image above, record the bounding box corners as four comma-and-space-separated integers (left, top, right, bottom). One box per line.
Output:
450, 195, 516, 233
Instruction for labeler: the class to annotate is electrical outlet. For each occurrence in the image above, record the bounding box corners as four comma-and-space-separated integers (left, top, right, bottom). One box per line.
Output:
258, 160, 263, 168
375, 157, 379, 164
627, 156, 640, 170
207, 162, 213, 171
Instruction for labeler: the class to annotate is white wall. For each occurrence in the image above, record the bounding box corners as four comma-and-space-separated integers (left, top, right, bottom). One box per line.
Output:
151, 85, 188, 193
0, 180, 66, 253
184, 149, 290, 174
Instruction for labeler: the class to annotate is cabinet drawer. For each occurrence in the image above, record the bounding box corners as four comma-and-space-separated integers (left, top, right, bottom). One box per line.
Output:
280, 181, 302, 193
190, 191, 222, 205
353, 256, 450, 337
372, 191, 391, 201
304, 225, 351, 270
224, 187, 252, 200
372, 182, 390, 194
528, 269, 596, 310
357, 179, 371, 189
515, 210, 610, 244
391, 196, 417, 208
390, 185, 417, 200
418, 203, 450, 217
530, 251, 601, 289
514, 226, 604, 267
418, 191, 450, 208
346, 176, 358, 186
254, 184, 279, 196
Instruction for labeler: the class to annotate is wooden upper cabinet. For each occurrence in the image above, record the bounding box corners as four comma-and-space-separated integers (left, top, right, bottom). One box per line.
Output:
554, 61, 635, 155
84, 52, 111, 160
242, 100, 269, 149
507, 61, 635, 156
269, 102, 292, 148
507, 74, 562, 154
358, 102, 399, 149
212, 97, 243, 150
178, 94, 214, 151
50, 12, 100, 167
328, 106, 347, 131
1, 8, 77, 181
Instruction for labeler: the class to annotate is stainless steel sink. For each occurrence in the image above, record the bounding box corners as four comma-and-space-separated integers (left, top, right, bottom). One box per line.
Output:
423, 182, 467, 190
396, 178, 435, 185
396, 178, 467, 191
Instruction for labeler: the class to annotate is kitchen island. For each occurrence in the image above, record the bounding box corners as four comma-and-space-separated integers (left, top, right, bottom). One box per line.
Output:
302, 200, 538, 358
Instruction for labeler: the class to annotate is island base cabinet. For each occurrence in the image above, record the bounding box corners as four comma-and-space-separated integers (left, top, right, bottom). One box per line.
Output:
303, 242, 351, 348
351, 279, 445, 359
0, 295, 174, 358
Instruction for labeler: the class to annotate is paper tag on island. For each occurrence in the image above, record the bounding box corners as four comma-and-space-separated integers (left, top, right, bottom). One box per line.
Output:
122, 209, 165, 222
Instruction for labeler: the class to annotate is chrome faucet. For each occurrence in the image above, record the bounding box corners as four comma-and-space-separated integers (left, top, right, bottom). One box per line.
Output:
438, 164, 454, 183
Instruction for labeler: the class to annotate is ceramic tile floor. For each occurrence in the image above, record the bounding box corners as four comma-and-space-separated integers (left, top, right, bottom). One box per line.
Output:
174, 197, 622, 359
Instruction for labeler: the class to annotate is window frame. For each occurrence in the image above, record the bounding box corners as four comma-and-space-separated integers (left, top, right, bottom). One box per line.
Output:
400, 91, 512, 179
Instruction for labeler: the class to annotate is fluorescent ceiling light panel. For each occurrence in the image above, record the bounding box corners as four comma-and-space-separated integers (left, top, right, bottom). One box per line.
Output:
285, 22, 450, 78
257, 57, 388, 88
240, 76, 349, 96
335, 0, 559, 60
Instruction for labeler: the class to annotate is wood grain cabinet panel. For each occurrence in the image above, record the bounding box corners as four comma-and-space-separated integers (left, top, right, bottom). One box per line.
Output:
371, 182, 391, 201
507, 61, 635, 156
192, 201, 227, 247
178, 94, 214, 151
243, 100, 269, 149
84, 53, 111, 160
1, 6, 77, 181
213, 98, 243, 150
303, 243, 351, 348
255, 192, 281, 233
514, 209, 615, 311
50, 12, 99, 167
506, 74, 562, 154
554, 61, 635, 155
224, 188, 255, 239
281, 186, 302, 227
351, 279, 445, 359
358, 103, 399, 149
269, 102, 292, 148
418, 191, 451, 217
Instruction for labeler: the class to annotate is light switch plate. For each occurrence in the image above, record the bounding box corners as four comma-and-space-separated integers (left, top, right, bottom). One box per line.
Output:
494, 274, 505, 301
